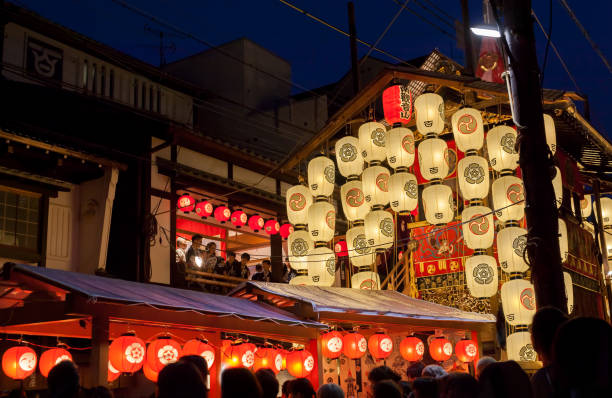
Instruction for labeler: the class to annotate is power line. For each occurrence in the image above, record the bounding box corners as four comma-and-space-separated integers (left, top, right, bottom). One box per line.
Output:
419, 0, 456, 23
539, 0, 553, 87
413, 0, 455, 29
391, 0, 456, 39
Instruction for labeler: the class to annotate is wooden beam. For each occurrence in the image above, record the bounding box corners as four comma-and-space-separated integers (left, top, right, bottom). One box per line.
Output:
85, 316, 109, 388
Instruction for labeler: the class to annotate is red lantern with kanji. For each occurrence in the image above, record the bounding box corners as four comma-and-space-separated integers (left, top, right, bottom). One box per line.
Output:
286, 350, 315, 378
429, 337, 453, 362
143, 360, 159, 383
279, 223, 293, 239
382, 84, 413, 125
265, 220, 280, 235
182, 339, 215, 370
224, 343, 255, 368
321, 331, 344, 359
108, 361, 120, 382
2, 346, 37, 380
231, 210, 248, 228
214, 206, 231, 223
195, 201, 213, 218
39, 348, 72, 377
455, 339, 478, 363
249, 215, 264, 232
334, 240, 348, 257
343, 333, 367, 359
399, 337, 424, 362
368, 333, 393, 360
177, 194, 195, 213
253, 348, 283, 373
109, 334, 146, 373
146, 337, 182, 373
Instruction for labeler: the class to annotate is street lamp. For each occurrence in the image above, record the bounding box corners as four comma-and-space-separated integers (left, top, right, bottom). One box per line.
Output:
470, 24, 501, 38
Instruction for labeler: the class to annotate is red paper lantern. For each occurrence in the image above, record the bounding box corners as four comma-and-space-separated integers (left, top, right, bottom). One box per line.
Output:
143, 360, 159, 383
399, 337, 424, 362
286, 350, 315, 378
146, 338, 182, 373
279, 223, 294, 239
321, 331, 344, 359
195, 201, 213, 218
334, 240, 348, 257
429, 337, 453, 362
177, 194, 195, 213
224, 343, 255, 368
108, 361, 120, 382
182, 339, 215, 370
368, 333, 393, 360
109, 334, 146, 373
343, 333, 367, 359
264, 220, 280, 235
39, 348, 72, 377
253, 348, 283, 373
231, 210, 248, 228
278, 349, 289, 370
214, 206, 231, 223
382, 84, 413, 125
248, 215, 264, 232
455, 339, 478, 363
2, 346, 37, 380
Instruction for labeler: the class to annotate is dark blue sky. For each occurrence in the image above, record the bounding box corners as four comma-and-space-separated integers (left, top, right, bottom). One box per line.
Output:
10, 0, 612, 137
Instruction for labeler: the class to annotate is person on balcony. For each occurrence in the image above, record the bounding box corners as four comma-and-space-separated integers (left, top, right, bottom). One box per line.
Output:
225, 251, 240, 276
252, 264, 265, 281
228, 253, 251, 280
186, 234, 204, 270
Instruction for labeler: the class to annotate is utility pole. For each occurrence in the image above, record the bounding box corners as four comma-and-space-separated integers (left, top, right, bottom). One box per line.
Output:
501, 0, 567, 311
347, 2, 360, 94
460, 0, 475, 75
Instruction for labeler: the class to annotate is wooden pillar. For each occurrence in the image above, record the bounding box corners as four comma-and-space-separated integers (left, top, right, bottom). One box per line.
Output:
271, 233, 283, 282
207, 330, 222, 398
307, 338, 321, 391
86, 316, 109, 388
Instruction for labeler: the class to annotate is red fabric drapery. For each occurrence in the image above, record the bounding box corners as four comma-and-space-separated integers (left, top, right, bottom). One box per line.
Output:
176, 218, 227, 259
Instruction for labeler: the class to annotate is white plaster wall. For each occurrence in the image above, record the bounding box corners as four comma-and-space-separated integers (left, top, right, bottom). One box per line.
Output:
150, 197, 170, 284
151, 137, 171, 191
233, 166, 276, 194
178, 146, 228, 178
46, 187, 80, 272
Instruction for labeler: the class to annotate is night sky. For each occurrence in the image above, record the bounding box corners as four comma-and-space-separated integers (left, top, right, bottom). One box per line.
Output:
9, 0, 612, 138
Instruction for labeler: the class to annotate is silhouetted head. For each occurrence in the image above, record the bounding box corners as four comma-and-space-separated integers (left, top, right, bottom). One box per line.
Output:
475, 357, 496, 380
48, 360, 80, 398
255, 368, 279, 398
317, 383, 344, 398
422, 364, 447, 378
406, 361, 426, 380
373, 380, 402, 398
530, 306, 568, 366
439, 372, 478, 398
180, 355, 209, 388
478, 360, 532, 398
221, 368, 262, 398
290, 378, 315, 398
158, 361, 207, 398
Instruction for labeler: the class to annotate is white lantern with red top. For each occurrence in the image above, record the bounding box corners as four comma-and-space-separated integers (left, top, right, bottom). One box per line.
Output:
465, 254, 498, 298
501, 278, 536, 326
414, 93, 445, 136
346, 225, 375, 268
422, 183, 454, 225
308, 156, 335, 198
288, 230, 312, 274
231, 210, 247, 228
492, 175, 525, 222
386, 127, 415, 170
543, 113, 557, 155
382, 84, 412, 125
351, 271, 380, 290
362, 165, 390, 208
340, 180, 368, 222
580, 195, 592, 219
335, 136, 364, 178
307, 201, 335, 243
389, 172, 418, 214
365, 210, 394, 252
601, 197, 612, 227
497, 226, 529, 273
308, 246, 336, 286
457, 155, 489, 200
358, 122, 387, 162
462, 206, 494, 250
451, 108, 484, 152
418, 137, 449, 181
507, 332, 537, 362
486, 126, 519, 172
564, 272, 574, 313
286, 185, 313, 227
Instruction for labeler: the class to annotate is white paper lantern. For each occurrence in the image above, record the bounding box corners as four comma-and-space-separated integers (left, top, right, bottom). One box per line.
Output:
543, 113, 557, 155
600, 197, 612, 227
506, 332, 537, 362
486, 125, 519, 172
465, 255, 498, 298
335, 136, 364, 178
559, 218, 568, 263
346, 225, 375, 268
389, 172, 418, 214
552, 166, 562, 209
288, 230, 313, 272
457, 155, 489, 200
307, 201, 335, 243
386, 127, 415, 170
418, 138, 449, 181
340, 180, 368, 222
580, 195, 592, 219
289, 275, 311, 286
497, 226, 529, 273
351, 271, 380, 290
501, 279, 536, 326
462, 206, 494, 250
605, 231, 612, 258
564, 272, 574, 313
492, 175, 525, 222
308, 246, 336, 287
362, 165, 390, 207
365, 210, 394, 251
308, 156, 335, 198
422, 184, 454, 225
286, 185, 313, 226
358, 122, 387, 162
451, 108, 484, 152
414, 93, 445, 135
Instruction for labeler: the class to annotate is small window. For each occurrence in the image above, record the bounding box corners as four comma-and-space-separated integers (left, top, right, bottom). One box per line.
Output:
133, 79, 139, 107
109, 70, 115, 99
91, 63, 97, 94
0, 188, 40, 251
101, 66, 106, 96
82, 60, 88, 88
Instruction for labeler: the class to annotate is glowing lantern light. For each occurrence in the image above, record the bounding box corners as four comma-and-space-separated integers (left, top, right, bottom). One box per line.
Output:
146, 338, 182, 373
386, 127, 415, 170
307, 246, 336, 286
265, 220, 280, 235
182, 339, 215, 370
340, 180, 368, 222
543, 113, 557, 155
108, 361, 120, 382
109, 334, 146, 373
501, 279, 536, 326
286, 185, 313, 227
362, 165, 390, 207
214, 206, 231, 223
605, 231, 612, 259
358, 122, 387, 162
351, 271, 380, 290
399, 337, 424, 362
559, 218, 568, 263
308, 156, 335, 198
307, 201, 335, 243
279, 223, 294, 239
492, 175, 525, 222
600, 197, 612, 227
429, 337, 453, 362
418, 138, 449, 181
451, 108, 484, 152
497, 226, 529, 273
231, 210, 247, 228
457, 155, 489, 200
286, 350, 315, 378
288, 230, 313, 273
552, 166, 562, 209
39, 348, 72, 378
389, 172, 418, 214
580, 195, 592, 219
346, 226, 376, 268
462, 206, 494, 250
143, 360, 159, 383
564, 272, 574, 313
335, 136, 364, 178
455, 340, 478, 363
254, 348, 283, 374
414, 93, 445, 136
506, 332, 537, 362
321, 331, 344, 359
195, 200, 213, 218
343, 333, 367, 359
365, 210, 394, 251
278, 349, 289, 370
422, 184, 454, 225
248, 215, 265, 232
368, 333, 393, 360
334, 240, 348, 257
465, 254, 498, 298
177, 194, 195, 213
2, 346, 37, 380
486, 126, 519, 172
224, 343, 255, 368
382, 84, 413, 125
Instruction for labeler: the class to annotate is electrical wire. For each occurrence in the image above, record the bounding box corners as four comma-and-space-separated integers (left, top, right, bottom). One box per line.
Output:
413, 0, 455, 29
391, 0, 456, 39
540, 0, 553, 87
